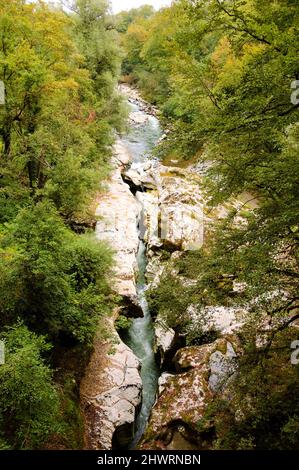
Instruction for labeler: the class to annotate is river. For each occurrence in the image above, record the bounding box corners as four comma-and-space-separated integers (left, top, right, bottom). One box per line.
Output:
121, 94, 161, 448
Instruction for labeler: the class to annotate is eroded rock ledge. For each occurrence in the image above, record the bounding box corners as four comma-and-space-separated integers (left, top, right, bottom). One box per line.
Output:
140, 337, 240, 450
80, 141, 143, 450
95, 140, 143, 315
80, 320, 142, 450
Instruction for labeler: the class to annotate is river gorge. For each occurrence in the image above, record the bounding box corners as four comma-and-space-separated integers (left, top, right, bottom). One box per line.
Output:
80, 85, 245, 451
0, 0, 296, 457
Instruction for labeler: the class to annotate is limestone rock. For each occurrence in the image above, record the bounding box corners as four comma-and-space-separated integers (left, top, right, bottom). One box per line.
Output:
208, 342, 238, 392
140, 338, 240, 450
81, 134, 144, 451
124, 162, 156, 190
154, 316, 176, 368
187, 304, 246, 336
95, 152, 141, 309
157, 169, 204, 251
158, 373, 175, 395
145, 252, 165, 287
129, 111, 149, 126
136, 191, 161, 248
112, 140, 132, 168
80, 329, 142, 450
123, 159, 205, 252
138, 163, 204, 251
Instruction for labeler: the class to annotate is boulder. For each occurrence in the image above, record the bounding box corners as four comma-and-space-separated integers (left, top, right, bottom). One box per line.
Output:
140, 338, 240, 450
158, 373, 175, 395
135, 191, 161, 248
129, 111, 149, 126
123, 162, 157, 190
112, 139, 132, 168
186, 304, 246, 337
157, 169, 204, 251
145, 251, 165, 287
208, 342, 238, 392
135, 163, 204, 252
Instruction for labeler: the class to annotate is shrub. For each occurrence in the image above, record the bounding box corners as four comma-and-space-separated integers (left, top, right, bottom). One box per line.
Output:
0, 324, 60, 449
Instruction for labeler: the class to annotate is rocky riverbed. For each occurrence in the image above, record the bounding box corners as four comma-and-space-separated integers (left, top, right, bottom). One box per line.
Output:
80, 85, 248, 450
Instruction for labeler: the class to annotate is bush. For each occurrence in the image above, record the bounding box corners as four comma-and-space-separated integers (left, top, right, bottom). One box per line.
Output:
115, 315, 132, 332
0, 202, 114, 344
0, 324, 60, 449
201, 330, 299, 450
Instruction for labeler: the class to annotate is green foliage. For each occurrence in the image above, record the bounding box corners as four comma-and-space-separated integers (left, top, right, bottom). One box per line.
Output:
55, 372, 85, 450
175, 251, 205, 280
147, 270, 189, 328
125, 0, 299, 316
0, 0, 123, 451
202, 330, 299, 450
147, 255, 206, 345
0, 324, 60, 449
0, 201, 113, 344
73, 0, 126, 130
0, 0, 124, 225
119, 4, 180, 103
125, 0, 299, 450
115, 5, 155, 33
115, 315, 132, 332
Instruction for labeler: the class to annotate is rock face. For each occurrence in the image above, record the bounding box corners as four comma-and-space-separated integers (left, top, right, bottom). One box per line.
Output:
95, 141, 142, 313
154, 316, 176, 368
157, 167, 204, 251
125, 162, 204, 252
124, 162, 157, 190
186, 304, 246, 337
208, 341, 238, 392
80, 141, 143, 450
140, 338, 239, 450
80, 321, 142, 450
112, 140, 132, 167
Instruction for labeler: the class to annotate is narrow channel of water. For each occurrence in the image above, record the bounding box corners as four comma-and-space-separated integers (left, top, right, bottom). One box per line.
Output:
123, 241, 159, 448
121, 97, 162, 448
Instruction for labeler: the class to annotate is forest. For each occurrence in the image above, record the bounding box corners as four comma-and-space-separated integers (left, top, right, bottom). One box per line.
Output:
0, 0, 298, 453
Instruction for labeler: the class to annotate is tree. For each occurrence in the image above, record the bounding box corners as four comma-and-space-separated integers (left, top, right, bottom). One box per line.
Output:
0, 0, 123, 450
115, 5, 155, 33
128, 0, 299, 450
73, 0, 125, 126
0, 201, 113, 344
0, 324, 60, 449
0, 0, 124, 225
134, 0, 299, 332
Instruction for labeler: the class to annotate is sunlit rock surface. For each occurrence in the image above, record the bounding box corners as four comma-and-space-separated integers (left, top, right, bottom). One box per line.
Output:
140, 338, 240, 450
81, 142, 143, 450
80, 324, 142, 450
95, 144, 141, 308
124, 162, 204, 251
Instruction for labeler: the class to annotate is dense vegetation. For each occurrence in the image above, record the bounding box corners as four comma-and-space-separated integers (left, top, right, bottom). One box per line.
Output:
120, 0, 299, 449
0, 0, 124, 449
1, 0, 298, 451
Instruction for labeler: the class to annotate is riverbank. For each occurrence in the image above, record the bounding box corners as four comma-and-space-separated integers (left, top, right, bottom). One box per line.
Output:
80, 85, 249, 451
80, 85, 162, 450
